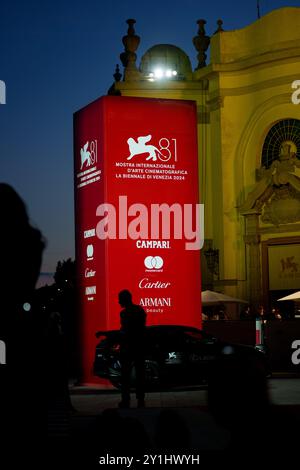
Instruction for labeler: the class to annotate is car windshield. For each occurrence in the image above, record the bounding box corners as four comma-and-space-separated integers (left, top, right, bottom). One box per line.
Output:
184, 330, 204, 341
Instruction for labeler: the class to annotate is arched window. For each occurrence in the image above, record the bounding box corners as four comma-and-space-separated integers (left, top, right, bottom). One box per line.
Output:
261, 119, 300, 168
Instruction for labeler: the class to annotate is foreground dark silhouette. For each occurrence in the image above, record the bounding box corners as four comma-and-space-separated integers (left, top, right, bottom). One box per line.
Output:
0, 183, 46, 452
208, 352, 299, 453
118, 290, 146, 408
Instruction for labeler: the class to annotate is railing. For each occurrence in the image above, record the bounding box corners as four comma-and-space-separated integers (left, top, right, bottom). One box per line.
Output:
203, 320, 300, 372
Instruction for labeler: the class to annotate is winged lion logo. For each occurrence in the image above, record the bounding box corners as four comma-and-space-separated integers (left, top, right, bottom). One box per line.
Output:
127, 135, 166, 162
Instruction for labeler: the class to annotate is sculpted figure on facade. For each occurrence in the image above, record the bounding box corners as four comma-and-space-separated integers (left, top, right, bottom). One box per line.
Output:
241, 143, 300, 212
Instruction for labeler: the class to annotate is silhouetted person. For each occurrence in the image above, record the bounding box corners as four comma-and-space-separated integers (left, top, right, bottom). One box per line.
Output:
240, 306, 251, 320
118, 290, 146, 408
256, 304, 266, 320
46, 306, 74, 411
0, 184, 45, 453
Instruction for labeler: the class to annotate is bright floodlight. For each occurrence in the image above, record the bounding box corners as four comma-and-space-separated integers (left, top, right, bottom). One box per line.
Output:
149, 69, 178, 80
154, 68, 163, 78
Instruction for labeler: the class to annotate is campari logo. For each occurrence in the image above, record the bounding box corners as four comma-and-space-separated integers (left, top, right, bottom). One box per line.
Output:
84, 228, 96, 239
127, 135, 177, 162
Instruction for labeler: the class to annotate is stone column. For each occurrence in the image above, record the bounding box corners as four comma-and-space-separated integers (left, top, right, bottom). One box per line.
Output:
244, 213, 262, 308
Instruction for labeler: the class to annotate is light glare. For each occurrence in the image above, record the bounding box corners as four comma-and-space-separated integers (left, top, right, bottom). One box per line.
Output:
154, 68, 163, 78
148, 69, 178, 80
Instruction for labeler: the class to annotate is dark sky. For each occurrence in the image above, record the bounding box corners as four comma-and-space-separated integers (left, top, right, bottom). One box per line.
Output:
0, 0, 299, 282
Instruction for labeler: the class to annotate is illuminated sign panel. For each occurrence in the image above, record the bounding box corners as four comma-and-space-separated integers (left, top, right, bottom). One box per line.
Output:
74, 96, 201, 383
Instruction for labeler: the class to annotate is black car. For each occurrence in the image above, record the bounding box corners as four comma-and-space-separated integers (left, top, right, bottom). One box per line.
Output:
93, 325, 268, 389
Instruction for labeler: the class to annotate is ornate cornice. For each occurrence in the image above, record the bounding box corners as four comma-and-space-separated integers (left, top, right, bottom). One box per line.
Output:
207, 74, 300, 100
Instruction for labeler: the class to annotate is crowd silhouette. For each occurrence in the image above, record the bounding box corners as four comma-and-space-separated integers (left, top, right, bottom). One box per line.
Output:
0, 183, 299, 464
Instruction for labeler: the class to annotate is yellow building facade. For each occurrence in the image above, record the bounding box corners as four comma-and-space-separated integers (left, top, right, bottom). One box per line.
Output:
110, 7, 300, 314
